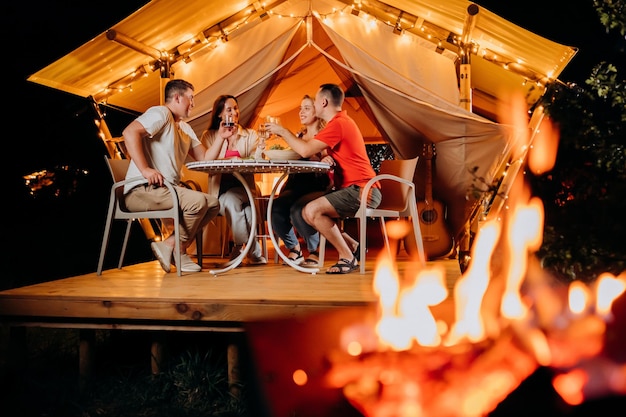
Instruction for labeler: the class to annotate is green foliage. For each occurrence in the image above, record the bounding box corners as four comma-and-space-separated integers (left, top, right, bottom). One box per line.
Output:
593, 0, 626, 36
366, 143, 394, 172
533, 4, 626, 282
168, 349, 236, 413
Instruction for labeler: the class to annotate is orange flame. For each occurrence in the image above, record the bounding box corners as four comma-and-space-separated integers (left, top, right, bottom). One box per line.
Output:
446, 219, 500, 345
553, 369, 587, 405
595, 272, 626, 318
501, 197, 544, 320
374, 253, 447, 349
327, 91, 626, 417
569, 281, 591, 315
528, 113, 560, 175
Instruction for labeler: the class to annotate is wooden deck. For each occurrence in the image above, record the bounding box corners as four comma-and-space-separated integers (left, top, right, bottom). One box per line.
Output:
0, 248, 461, 330
0, 246, 461, 394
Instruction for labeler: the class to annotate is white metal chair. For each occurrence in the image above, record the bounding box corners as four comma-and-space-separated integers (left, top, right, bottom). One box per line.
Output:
318, 157, 426, 273
97, 156, 195, 276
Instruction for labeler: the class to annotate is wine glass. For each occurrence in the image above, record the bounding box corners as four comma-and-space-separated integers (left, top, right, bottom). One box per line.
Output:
256, 124, 268, 160
223, 114, 235, 127
264, 116, 281, 141
265, 115, 280, 124
258, 123, 268, 140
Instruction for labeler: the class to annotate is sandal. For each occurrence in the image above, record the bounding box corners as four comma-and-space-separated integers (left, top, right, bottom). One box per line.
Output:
326, 257, 358, 274
302, 251, 319, 268
284, 247, 304, 265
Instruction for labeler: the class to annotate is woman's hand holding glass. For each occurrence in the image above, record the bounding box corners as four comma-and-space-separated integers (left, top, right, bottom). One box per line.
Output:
219, 115, 237, 138
265, 115, 281, 125
264, 116, 284, 138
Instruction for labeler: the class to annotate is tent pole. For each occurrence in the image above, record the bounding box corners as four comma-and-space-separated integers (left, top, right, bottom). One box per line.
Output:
459, 4, 479, 112
458, 4, 480, 266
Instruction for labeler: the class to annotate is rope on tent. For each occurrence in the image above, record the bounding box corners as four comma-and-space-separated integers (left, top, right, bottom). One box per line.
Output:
307, 24, 499, 126
233, 34, 309, 98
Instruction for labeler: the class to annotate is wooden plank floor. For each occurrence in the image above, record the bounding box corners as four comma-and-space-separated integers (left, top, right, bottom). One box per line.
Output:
0, 246, 462, 329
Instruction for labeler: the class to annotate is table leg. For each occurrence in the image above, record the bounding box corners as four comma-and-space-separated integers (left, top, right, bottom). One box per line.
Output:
208, 172, 257, 275
267, 173, 320, 274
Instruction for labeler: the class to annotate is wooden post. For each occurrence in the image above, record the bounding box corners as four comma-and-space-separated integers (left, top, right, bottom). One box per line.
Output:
79, 329, 95, 393
151, 341, 162, 374
227, 343, 240, 397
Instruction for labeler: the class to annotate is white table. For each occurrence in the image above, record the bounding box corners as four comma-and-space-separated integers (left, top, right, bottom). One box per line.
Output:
186, 159, 331, 274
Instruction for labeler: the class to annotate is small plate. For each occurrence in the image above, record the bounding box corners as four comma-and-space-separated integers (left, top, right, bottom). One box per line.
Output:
264, 149, 301, 161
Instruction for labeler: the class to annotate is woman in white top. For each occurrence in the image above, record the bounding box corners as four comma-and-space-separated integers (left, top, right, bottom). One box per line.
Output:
200, 95, 267, 265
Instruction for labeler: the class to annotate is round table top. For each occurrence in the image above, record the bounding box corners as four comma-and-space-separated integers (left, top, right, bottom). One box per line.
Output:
186, 159, 331, 174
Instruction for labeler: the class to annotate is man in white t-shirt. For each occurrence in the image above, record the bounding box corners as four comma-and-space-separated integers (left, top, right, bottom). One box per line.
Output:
122, 79, 223, 273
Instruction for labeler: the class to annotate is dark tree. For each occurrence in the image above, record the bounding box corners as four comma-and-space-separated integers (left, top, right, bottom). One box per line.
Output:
534, 0, 626, 282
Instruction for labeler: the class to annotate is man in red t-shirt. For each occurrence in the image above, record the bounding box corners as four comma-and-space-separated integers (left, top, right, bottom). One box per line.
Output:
266, 83, 381, 274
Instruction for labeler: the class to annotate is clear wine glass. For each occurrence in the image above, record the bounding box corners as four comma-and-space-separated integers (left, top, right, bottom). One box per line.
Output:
256, 124, 268, 160
223, 114, 235, 127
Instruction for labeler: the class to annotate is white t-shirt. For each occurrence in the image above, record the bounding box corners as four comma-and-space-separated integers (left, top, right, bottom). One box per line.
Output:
124, 105, 201, 193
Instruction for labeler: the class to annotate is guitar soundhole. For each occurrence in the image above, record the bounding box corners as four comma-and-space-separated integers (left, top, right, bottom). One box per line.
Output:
421, 209, 438, 224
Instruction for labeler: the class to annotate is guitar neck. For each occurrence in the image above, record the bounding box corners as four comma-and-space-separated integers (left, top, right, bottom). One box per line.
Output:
424, 144, 434, 202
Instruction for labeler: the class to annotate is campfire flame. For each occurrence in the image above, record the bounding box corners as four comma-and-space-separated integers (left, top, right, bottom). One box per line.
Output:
327, 192, 626, 416
325, 95, 626, 416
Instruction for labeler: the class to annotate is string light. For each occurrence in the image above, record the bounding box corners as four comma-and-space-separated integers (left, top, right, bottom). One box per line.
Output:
96, 1, 554, 104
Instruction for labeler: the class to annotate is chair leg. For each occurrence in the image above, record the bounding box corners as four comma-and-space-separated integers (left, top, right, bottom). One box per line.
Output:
195, 231, 203, 267
359, 216, 368, 274
264, 237, 269, 261
259, 234, 268, 261
119, 219, 133, 270
97, 212, 115, 276
173, 217, 182, 277
318, 235, 326, 267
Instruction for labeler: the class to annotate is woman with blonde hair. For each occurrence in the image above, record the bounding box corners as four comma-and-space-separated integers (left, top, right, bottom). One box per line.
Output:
271, 95, 333, 266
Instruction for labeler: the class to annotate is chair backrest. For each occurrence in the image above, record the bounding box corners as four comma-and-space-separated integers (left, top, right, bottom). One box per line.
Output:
105, 157, 130, 183
104, 156, 135, 213
377, 157, 419, 212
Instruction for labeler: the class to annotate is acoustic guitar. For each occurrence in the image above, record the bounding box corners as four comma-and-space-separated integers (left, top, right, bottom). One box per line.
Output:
405, 143, 454, 259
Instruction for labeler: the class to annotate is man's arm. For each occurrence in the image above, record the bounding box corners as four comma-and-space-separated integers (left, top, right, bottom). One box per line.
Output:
266, 123, 327, 158
123, 120, 163, 186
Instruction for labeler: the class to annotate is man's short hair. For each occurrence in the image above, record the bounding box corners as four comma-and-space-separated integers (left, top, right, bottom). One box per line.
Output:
319, 83, 344, 107
164, 79, 194, 102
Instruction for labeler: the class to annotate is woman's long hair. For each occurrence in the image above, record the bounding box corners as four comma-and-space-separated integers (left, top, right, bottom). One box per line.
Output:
297, 94, 326, 138
208, 94, 237, 130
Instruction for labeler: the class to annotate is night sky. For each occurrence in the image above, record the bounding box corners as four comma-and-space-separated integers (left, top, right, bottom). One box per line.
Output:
5, 0, 619, 288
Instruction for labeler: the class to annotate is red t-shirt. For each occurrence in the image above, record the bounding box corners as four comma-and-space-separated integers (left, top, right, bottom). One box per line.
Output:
315, 111, 379, 189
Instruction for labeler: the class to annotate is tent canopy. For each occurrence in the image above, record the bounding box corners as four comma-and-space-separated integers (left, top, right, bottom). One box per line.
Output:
28, 0, 577, 239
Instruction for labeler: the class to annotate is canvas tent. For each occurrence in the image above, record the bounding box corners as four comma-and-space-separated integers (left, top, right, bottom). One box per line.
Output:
28, 0, 577, 250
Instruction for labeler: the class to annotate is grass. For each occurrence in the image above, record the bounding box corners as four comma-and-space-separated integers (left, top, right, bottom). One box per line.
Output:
0, 327, 255, 417
2, 325, 625, 417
